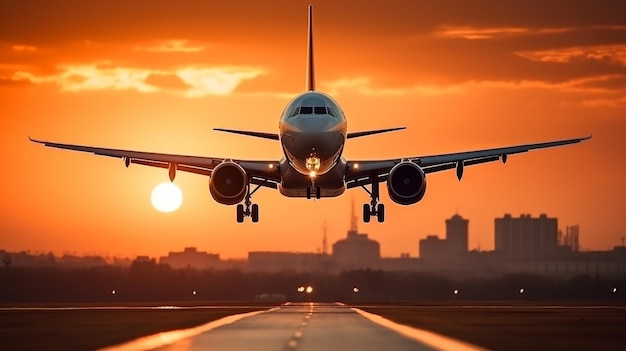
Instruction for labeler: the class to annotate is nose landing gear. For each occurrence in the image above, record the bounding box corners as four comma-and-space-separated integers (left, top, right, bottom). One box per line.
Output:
306, 185, 321, 199
306, 176, 321, 200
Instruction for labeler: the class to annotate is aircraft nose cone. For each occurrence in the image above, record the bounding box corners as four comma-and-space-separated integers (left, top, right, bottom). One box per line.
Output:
298, 116, 330, 131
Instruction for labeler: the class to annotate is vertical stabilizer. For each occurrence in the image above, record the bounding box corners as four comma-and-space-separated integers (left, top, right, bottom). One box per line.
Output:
306, 5, 315, 91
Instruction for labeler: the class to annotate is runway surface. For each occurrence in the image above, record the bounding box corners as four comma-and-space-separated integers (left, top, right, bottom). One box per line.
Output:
101, 302, 485, 351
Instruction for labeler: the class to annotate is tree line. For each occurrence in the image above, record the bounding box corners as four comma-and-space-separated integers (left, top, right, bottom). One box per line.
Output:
0, 261, 624, 302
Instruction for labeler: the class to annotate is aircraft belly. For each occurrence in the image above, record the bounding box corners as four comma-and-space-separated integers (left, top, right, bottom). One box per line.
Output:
281, 130, 345, 175
279, 159, 346, 198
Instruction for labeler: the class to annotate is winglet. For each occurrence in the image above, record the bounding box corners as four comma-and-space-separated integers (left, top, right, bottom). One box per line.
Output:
306, 4, 315, 91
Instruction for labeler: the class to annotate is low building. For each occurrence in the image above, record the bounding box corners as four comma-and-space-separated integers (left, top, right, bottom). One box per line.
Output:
247, 251, 326, 272
159, 247, 220, 270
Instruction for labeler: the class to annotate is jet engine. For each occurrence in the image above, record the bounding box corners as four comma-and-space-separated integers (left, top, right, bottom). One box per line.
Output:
209, 161, 248, 205
387, 161, 427, 205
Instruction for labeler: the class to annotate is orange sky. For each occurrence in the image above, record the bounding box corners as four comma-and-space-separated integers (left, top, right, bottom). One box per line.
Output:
1, 0, 625, 259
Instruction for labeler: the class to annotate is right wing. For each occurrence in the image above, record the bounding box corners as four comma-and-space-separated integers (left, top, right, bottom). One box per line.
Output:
345, 135, 591, 188
347, 127, 406, 139
29, 138, 281, 189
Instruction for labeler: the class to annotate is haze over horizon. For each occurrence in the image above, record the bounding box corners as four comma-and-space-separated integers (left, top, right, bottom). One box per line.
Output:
1, 0, 625, 259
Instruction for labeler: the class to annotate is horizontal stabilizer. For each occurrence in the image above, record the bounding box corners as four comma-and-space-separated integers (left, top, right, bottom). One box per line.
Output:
347, 127, 406, 139
213, 128, 279, 140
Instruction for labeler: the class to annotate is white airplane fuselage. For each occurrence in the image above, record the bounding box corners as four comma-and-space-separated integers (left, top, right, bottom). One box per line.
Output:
278, 91, 348, 197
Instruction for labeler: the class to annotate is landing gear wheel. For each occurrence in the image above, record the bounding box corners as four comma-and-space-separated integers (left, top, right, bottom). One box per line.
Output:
363, 204, 371, 223
236, 204, 245, 223
316, 186, 321, 199
376, 203, 385, 223
251, 204, 259, 223
306, 187, 311, 199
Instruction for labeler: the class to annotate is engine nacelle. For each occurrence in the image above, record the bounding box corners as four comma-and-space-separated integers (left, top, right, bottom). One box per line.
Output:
209, 161, 248, 205
387, 161, 427, 205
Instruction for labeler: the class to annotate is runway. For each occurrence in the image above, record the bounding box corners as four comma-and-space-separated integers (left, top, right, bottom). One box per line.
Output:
100, 302, 485, 351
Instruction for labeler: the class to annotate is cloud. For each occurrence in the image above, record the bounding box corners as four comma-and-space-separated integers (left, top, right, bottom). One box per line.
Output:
516, 45, 626, 66
582, 96, 626, 108
433, 25, 626, 40
144, 73, 190, 90
177, 67, 264, 97
324, 77, 464, 96
323, 74, 626, 98
433, 26, 528, 40
0, 76, 32, 87
11, 63, 264, 97
12, 45, 37, 52
13, 63, 157, 93
133, 40, 206, 53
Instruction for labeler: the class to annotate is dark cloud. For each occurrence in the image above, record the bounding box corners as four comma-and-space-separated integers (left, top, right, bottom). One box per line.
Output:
1, 0, 625, 90
0, 77, 32, 87
2, 0, 625, 44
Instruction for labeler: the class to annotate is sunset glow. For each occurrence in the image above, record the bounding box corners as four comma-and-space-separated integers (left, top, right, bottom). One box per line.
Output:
1, 1, 625, 259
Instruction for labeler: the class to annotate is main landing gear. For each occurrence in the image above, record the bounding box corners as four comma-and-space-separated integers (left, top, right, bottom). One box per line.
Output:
236, 184, 260, 223
360, 174, 385, 223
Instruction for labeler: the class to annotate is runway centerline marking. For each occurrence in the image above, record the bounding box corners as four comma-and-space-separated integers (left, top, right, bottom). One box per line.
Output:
281, 303, 314, 351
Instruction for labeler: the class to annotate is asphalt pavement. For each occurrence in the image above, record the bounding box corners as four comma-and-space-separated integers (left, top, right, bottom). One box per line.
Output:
100, 302, 485, 351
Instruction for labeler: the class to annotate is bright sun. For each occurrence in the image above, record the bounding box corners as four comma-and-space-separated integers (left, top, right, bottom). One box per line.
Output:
151, 182, 183, 212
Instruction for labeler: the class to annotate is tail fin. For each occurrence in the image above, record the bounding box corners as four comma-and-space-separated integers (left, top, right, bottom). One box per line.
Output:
306, 5, 315, 91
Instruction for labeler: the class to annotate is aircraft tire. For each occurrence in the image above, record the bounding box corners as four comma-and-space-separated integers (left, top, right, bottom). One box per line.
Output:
236, 204, 245, 223
251, 204, 259, 223
377, 203, 385, 222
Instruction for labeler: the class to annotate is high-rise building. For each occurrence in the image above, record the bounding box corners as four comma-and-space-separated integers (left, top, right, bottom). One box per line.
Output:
495, 214, 558, 259
446, 213, 469, 253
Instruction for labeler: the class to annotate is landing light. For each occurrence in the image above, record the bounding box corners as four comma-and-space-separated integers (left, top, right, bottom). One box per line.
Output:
306, 286, 313, 294
309, 171, 317, 178
353, 287, 359, 293
613, 287, 617, 293
353, 163, 359, 169
297, 286, 305, 293
453, 289, 459, 295
268, 164, 274, 169
305, 156, 321, 172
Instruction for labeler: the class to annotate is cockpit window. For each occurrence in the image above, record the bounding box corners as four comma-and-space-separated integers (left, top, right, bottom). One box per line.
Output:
289, 107, 300, 118
327, 107, 337, 117
290, 105, 339, 117
300, 106, 313, 114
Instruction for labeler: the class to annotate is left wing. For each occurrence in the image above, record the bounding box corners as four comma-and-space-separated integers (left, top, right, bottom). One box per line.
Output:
345, 135, 591, 188
29, 138, 281, 189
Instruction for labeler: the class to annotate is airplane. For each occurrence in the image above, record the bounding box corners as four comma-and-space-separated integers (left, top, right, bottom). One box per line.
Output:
30, 5, 590, 223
